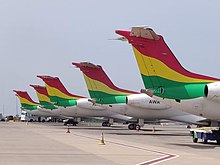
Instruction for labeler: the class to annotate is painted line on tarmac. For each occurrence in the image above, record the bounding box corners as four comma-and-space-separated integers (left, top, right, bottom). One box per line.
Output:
108, 140, 178, 165
136, 154, 178, 165
72, 133, 178, 165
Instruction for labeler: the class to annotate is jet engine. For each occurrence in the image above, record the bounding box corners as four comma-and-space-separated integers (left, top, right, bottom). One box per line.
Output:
76, 98, 106, 110
126, 93, 170, 110
204, 81, 220, 101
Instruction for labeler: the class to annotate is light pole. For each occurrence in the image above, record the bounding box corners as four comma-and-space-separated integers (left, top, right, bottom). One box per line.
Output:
2, 104, 4, 116
15, 96, 18, 116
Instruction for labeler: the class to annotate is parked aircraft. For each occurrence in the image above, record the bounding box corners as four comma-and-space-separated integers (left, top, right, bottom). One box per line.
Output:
116, 26, 220, 124
37, 75, 132, 127
13, 90, 50, 117
30, 85, 70, 118
73, 62, 208, 129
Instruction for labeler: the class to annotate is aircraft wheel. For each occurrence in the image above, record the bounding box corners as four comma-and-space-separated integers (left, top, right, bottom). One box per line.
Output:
135, 125, 141, 130
128, 123, 135, 130
107, 123, 111, 127
102, 122, 109, 127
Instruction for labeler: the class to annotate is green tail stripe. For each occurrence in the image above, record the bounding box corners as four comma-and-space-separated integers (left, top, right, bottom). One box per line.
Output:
154, 84, 206, 99
56, 100, 77, 107
95, 95, 127, 104
49, 96, 77, 102
42, 105, 57, 110
141, 74, 210, 89
39, 101, 57, 109
39, 101, 51, 106
88, 90, 129, 99
21, 104, 38, 110
141, 75, 208, 99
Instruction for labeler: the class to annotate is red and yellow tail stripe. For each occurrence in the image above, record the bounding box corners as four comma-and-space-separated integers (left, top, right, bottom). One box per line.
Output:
83, 74, 134, 96
73, 62, 138, 98
13, 90, 39, 106
37, 75, 84, 101
133, 46, 218, 84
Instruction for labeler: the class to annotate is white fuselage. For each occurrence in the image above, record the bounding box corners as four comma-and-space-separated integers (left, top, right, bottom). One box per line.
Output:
24, 108, 50, 117
24, 103, 131, 121
45, 98, 132, 121
37, 108, 66, 118
108, 104, 206, 124
106, 94, 206, 125
153, 96, 220, 122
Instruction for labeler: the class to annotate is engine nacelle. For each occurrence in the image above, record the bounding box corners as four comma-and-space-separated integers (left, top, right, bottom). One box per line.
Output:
126, 93, 170, 110
204, 82, 220, 102
76, 98, 106, 110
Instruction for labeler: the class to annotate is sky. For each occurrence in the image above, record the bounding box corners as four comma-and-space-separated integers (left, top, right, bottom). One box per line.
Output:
1, 0, 220, 116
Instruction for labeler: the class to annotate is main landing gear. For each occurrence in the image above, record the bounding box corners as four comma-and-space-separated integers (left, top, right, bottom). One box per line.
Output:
128, 119, 144, 130
102, 121, 111, 127
128, 123, 141, 130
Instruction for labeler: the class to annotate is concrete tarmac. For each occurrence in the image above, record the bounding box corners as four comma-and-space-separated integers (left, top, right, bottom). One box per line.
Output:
0, 122, 220, 165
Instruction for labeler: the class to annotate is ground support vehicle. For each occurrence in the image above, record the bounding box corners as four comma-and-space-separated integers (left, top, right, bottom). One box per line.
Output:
191, 127, 220, 144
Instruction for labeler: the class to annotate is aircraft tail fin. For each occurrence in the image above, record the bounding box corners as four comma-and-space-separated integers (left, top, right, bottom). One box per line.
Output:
116, 27, 219, 99
30, 85, 57, 109
13, 90, 39, 110
37, 75, 84, 102
73, 62, 138, 99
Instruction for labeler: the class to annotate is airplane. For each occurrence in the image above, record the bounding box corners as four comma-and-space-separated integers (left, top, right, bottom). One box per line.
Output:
30, 85, 57, 110
73, 62, 208, 129
13, 90, 51, 117
37, 75, 132, 127
30, 85, 68, 118
116, 26, 220, 125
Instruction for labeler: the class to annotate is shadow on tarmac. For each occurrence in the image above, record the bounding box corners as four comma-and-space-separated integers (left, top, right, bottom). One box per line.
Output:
106, 132, 190, 137
43, 123, 191, 137
62, 126, 129, 131
168, 142, 220, 149
65, 126, 190, 137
